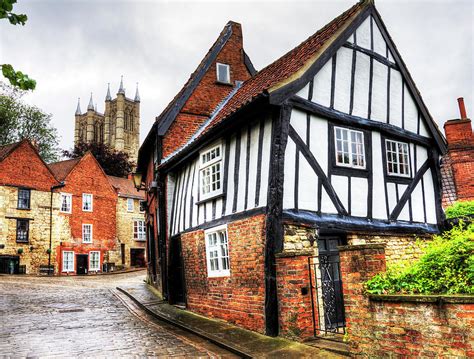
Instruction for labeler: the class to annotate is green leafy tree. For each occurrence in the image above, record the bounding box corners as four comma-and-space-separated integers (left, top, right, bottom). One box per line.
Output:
0, 82, 60, 162
62, 141, 134, 178
1, 0, 36, 90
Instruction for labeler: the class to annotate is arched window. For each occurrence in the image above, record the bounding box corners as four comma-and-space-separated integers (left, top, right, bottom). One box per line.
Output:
124, 111, 129, 131
129, 110, 134, 132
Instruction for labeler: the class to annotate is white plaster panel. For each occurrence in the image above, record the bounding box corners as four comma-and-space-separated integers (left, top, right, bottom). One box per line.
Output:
296, 83, 310, 100
352, 52, 370, 119
321, 185, 338, 214
372, 17, 387, 57
172, 172, 182, 234
258, 118, 272, 207
423, 170, 438, 224
416, 145, 428, 169
167, 175, 176, 235
371, 60, 388, 123
387, 182, 397, 214
298, 154, 319, 212
356, 17, 371, 50
347, 33, 355, 44
309, 115, 328, 172
419, 117, 430, 137
388, 51, 395, 63
312, 59, 332, 108
236, 129, 248, 213
247, 123, 259, 210
404, 84, 418, 133
372, 132, 387, 220
205, 200, 213, 223
331, 175, 348, 211
410, 143, 416, 175
191, 160, 199, 227
334, 47, 353, 114
389, 69, 403, 128
283, 138, 296, 209
225, 136, 236, 215
398, 184, 410, 221
183, 163, 193, 231
351, 177, 368, 217
291, 109, 307, 142
215, 199, 223, 220
411, 181, 425, 223
198, 203, 205, 225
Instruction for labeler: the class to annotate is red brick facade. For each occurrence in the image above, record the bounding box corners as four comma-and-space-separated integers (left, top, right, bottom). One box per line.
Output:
180, 214, 266, 333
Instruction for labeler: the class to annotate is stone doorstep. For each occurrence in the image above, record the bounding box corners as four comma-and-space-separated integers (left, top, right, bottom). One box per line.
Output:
117, 284, 341, 358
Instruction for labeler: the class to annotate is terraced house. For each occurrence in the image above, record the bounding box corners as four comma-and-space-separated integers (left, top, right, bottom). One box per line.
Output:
137, 0, 446, 339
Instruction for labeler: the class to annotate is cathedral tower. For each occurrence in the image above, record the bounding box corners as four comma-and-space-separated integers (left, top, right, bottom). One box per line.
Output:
74, 77, 140, 164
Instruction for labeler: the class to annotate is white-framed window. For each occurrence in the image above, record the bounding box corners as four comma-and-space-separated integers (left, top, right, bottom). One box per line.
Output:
334, 127, 365, 169
199, 143, 223, 200
89, 251, 100, 271
133, 220, 146, 241
82, 224, 93, 243
127, 198, 134, 212
60, 193, 72, 213
385, 139, 410, 177
139, 200, 146, 213
82, 193, 93, 212
62, 251, 74, 272
216, 63, 230, 84
205, 225, 230, 277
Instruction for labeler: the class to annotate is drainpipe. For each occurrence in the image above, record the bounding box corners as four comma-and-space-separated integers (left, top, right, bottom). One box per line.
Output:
49, 182, 65, 275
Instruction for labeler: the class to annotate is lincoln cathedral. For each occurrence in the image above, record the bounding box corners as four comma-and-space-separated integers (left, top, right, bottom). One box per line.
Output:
74, 77, 140, 164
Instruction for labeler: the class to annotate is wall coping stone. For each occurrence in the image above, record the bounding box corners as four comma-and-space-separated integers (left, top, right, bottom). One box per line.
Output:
276, 250, 314, 258
338, 244, 386, 252
369, 294, 474, 304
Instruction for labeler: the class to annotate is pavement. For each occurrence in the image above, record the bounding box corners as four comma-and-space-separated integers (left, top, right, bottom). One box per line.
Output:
117, 281, 342, 358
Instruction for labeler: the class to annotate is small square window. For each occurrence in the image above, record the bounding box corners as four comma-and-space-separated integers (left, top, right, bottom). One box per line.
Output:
17, 188, 30, 209
16, 219, 29, 243
133, 220, 146, 241
60, 193, 72, 213
216, 63, 230, 84
62, 251, 74, 272
205, 225, 230, 277
82, 194, 93, 212
127, 198, 134, 212
334, 127, 366, 169
89, 251, 100, 271
385, 139, 410, 177
82, 224, 93, 243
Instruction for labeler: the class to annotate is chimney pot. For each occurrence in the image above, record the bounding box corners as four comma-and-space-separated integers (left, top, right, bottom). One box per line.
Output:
457, 97, 467, 119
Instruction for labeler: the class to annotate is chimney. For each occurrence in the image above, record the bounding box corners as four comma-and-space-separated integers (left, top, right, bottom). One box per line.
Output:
443, 97, 473, 147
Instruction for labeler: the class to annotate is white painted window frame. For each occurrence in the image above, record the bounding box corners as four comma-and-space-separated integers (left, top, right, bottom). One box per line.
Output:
89, 251, 100, 271
199, 142, 224, 201
204, 224, 230, 278
82, 193, 93, 212
82, 223, 93, 243
127, 198, 134, 212
216, 63, 231, 84
60, 193, 72, 213
385, 139, 411, 178
133, 219, 146, 241
334, 126, 366, 169
62, 251, 74, 272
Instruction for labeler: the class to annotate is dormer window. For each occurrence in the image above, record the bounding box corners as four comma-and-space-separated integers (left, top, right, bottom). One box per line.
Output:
199, 143, 223, 200
216, 63, 230, 84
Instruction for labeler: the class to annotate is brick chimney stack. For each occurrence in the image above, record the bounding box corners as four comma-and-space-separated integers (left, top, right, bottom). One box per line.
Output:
442, 98, 474, 203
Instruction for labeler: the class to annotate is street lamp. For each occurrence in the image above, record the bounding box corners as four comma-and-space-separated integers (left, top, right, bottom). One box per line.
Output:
132, 172, 143, 191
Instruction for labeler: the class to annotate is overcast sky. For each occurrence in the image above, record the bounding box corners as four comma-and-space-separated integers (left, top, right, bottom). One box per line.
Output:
1, 0, 472, 152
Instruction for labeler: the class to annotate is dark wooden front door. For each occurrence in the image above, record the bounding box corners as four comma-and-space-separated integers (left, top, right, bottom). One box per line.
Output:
317, 235, 345, 331
76, 254, 88, 275
0, 255, 19, 274
168, 236, 186, 305
130, 249, 146, 267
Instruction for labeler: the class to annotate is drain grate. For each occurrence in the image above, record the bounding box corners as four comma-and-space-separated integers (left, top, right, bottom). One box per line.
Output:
58, 308, 84, 313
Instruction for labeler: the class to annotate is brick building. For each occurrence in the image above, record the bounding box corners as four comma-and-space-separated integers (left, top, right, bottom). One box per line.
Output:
441, 98, 474, 207
139, 0, 446, 340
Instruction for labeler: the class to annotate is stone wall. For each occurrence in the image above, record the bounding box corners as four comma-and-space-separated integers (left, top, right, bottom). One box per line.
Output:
181, 214, 266, 333
339, 244, 474, 357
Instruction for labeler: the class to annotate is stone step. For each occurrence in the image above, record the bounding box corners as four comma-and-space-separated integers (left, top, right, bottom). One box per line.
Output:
304, 337, 350, 356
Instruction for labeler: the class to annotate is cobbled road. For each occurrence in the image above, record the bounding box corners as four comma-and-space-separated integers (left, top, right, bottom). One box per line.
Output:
0, 271, 226, 357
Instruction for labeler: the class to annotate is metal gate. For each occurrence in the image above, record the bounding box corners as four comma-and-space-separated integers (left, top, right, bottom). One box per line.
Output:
308, 236, 346, 336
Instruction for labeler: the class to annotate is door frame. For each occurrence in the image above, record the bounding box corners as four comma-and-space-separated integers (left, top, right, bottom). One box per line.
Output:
76, 254, 89, 275
167, 234, 187, 306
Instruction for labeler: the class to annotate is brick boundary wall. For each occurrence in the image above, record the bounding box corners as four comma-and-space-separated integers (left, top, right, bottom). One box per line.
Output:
339, 244, 474, 357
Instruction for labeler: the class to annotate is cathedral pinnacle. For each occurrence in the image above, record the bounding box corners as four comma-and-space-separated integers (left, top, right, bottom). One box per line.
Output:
134, 83, 140, 102
118, 75, 125, 95
75, 98, 81, 115
87, 93, 94, 111
106, 83, 112, 101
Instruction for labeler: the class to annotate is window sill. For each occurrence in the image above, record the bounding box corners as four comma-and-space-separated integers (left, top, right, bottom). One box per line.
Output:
16, 208, 31, 211
196, 192, 225, 205
215, 81, 233, 87
16, 241, 29, 244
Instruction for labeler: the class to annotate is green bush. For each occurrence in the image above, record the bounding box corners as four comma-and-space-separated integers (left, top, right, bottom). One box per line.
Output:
445, 201, 474, 219
366, 223, 474, 295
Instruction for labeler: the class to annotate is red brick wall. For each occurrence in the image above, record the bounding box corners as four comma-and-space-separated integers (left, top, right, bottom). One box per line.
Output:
340, 244, 474, 357
276, 255, 316, 339
0, 140, 58, 191
181, 214, 266, 333
56, 154, 117, 273
162, 22, 253, 158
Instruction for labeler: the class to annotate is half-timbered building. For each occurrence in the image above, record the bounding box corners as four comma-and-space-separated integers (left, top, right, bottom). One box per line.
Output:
137, 0, 446, 339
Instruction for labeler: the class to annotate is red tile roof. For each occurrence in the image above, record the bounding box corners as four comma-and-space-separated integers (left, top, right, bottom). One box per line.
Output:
108, 175, 145, 200
0, 142, 20, 161
48, 158, 81, 181
441, 155, 457, 208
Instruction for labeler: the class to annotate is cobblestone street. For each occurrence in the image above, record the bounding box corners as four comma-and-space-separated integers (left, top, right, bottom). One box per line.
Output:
0, 271, 228, 357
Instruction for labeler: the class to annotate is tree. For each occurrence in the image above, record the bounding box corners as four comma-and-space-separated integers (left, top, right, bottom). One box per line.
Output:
62, 141, 134, 178
1, 0, 36, 90
0, 82, 60, 162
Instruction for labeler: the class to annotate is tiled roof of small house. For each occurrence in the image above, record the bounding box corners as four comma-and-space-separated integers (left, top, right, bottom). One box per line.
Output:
48, 158, 81, 181
0, 141, 20, 161
107, 175, 145, 200
441, 155, 457, 208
